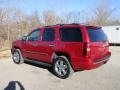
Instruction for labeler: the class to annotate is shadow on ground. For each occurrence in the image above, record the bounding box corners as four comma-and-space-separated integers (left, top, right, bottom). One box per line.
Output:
4, 81, 25, 90
24, 61, 56, 76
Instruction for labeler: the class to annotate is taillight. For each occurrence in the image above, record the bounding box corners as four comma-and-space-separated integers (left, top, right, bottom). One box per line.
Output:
106, 41, 109, 46
83, 42, 91, 56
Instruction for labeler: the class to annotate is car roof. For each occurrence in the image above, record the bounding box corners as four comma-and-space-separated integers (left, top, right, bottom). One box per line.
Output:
38, 23, 101, 29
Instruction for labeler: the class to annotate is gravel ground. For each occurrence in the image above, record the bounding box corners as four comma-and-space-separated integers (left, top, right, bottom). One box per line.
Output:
0, 46, 120, 90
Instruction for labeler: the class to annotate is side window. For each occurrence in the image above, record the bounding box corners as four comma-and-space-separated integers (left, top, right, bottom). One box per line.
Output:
42, 28, 55, 41
28, 29, 40, 41
60, 28, 83, 42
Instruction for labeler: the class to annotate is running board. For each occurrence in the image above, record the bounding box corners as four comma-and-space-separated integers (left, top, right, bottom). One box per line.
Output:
24, 58, 52, 67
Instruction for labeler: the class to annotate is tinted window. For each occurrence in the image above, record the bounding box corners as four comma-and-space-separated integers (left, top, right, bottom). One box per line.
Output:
42, 28, 55, 41
28, 29, 40, 41
87, 28, 108, 42
60, 28, 83, 42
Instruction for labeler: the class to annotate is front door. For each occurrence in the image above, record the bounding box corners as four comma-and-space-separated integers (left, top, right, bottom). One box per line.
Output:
22, 29, 41, 60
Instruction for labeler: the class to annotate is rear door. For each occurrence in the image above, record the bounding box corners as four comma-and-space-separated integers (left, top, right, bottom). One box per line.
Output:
87, 27, 109, 61
39, 28, 55, 63
59, 27, 84, 58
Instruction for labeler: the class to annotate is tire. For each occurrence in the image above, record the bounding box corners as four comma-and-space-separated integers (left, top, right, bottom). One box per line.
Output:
12, 49, 24, 64
53, 56, 73, 79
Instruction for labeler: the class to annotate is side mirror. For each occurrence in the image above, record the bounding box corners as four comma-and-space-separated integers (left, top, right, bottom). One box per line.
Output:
21, 36, 27, 41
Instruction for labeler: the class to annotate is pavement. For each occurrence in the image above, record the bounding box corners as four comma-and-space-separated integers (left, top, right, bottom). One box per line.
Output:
0, 46, 120, 90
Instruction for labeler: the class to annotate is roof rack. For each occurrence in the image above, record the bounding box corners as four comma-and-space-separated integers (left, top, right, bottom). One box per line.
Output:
45, 23, 90, 27
56, 23, 80, 26
57, 23, 89, 26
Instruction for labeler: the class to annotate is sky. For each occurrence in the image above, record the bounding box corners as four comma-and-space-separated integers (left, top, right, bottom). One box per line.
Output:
0, 0, 120, 18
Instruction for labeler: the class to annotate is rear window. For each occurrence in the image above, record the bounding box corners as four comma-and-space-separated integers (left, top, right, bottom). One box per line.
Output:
60, 28, 83, 42
87, 28, 108, 42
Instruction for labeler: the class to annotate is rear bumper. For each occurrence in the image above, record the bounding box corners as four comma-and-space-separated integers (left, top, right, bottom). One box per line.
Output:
71, 53, 111, 71
93, 55, 110, 65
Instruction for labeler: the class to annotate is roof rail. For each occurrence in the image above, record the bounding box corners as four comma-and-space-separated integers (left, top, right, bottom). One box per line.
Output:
56, 24, 64, 26
45, 24, 65, 27
71, 23, 80, 25
56, 23, 80, 26
45, 24, 57, 27
57, 23, 89, 25
45, 23, 90, 27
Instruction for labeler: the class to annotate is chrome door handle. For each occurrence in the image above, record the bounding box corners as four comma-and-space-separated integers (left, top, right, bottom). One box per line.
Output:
49, 44, 55, 47
33, 44, 38, 47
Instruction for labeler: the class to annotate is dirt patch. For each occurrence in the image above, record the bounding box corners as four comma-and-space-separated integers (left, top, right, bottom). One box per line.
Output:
0, 50, 11, 58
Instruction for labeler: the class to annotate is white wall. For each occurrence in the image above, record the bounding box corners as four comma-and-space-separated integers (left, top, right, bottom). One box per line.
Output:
102, 26, 120, 44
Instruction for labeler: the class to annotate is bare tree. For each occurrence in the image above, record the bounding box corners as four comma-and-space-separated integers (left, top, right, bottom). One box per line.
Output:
28, 10, 41, 28
42, 10, 62, 25
62, 11, 81, 24
92, 0, 115, 25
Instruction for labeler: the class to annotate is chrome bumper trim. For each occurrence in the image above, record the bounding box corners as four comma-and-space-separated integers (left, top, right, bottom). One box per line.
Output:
93, 55, 111, 64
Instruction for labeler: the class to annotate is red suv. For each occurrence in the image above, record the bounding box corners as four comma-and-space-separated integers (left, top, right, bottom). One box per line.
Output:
11, 24, 111, 79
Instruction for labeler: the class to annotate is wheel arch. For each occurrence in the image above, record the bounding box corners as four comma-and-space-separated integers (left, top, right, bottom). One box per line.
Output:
12, 46, 22, 54
52, 51, 73, 69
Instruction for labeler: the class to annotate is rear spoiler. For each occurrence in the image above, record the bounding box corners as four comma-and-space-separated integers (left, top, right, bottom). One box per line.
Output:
87, 26, 101, 29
